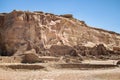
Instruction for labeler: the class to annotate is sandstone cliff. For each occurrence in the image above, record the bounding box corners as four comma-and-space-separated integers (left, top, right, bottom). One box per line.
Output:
0, 10, 120, 56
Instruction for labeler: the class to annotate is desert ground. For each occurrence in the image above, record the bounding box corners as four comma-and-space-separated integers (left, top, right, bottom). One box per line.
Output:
0, 67, 120, 80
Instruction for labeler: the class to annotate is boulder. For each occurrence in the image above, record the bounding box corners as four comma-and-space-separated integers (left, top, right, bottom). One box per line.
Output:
90, 44, 109, 56
49, 45, 76, 56
74, 44, 110, 57
21, 49, 40, 63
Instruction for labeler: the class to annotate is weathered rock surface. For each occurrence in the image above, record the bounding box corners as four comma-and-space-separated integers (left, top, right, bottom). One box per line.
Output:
0, 10, 120, 56
49, 45, 76, 56
19, 49, 40, 63
74, 44, 107, 57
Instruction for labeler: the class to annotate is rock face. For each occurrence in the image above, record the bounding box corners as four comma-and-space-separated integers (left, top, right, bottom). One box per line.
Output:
0, 10, 120, 56
49, 45, 77, 56
74, 44, 109, 56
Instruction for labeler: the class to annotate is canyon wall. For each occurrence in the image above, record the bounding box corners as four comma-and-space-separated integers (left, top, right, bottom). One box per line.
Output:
0, 10, 120, 56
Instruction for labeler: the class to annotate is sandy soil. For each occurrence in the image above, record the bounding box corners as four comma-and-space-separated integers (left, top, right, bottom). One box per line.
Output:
0, 68, 120, 80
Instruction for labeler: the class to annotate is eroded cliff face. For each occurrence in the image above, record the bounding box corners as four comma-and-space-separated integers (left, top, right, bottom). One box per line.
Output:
0, 10, 120, 56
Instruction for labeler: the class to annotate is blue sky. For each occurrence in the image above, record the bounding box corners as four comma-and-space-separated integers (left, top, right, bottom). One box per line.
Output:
0, 0, 120, 33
